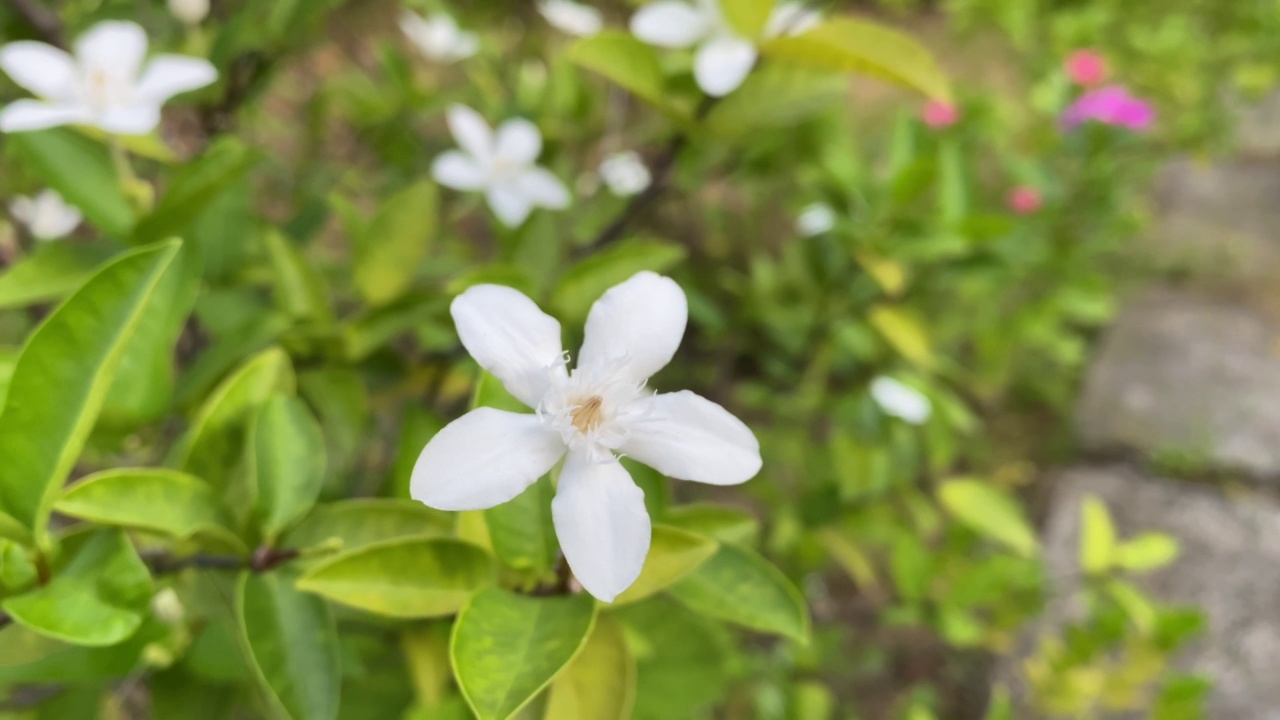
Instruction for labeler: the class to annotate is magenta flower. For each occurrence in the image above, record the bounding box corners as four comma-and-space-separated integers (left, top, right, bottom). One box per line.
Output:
1007, 186, 1042, 215
1064, 49, 1107, 87
921, 100, 959, 129
1061, 85, 1154, 132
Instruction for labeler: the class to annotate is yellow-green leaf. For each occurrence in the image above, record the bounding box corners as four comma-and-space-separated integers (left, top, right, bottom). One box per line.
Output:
614, 525, 718, 605
544, 614, 635, 720
868, 304, 933, 367
1080, 495, 1115, 574
568, 32, 684, 117
937, 479, 1038, 558
56, 468, 229, 539
668, 543, 809, 642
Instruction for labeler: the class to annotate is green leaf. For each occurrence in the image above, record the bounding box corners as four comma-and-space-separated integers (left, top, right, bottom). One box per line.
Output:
237, 572, 340, 720
1105, 578, 1156, 633
2, 530, 152, 647
614, 597, 730, 720
615, 525, 718, 605
263, 230, 333, 323
550, 239, 687, 324
721, 0, 776, 38
704, 65, 846, 137
282, 498, 451, 552
868, 304, 933, 368
451, 588, 597, 720
8, 129, 134, 237
0, 242, 119, 309
663, 504, 759, 546
354, 181, 437, 306
55, 468, 229, 538
249, 395, 327, 542
937, 479, 1038, 558
1080, 495, 1115, 575
567, 33, 682, 116
0, 240, 181, 532
1114, 532, 1179, 572
0, 621, 163, 683
668, 543, 809, 641
131, 138, 260, 245
296, 537, 494, 618
761, 17, 952, 101
484, 477, 558, 573
544, 613, 635, 720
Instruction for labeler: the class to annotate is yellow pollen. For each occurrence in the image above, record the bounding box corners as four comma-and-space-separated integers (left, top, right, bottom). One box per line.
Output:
570, 396, 604, 432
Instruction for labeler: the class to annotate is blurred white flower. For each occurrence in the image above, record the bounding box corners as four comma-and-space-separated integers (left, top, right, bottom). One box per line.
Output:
0, 20, 217, 135
431, 104, 571, 227
10, 189, 82, 241
630, 0, 820, 97
399, 10, 479, 63
598, 151, 652, 197
412, 272, 761, 601
539, 0, 604, 37
870, 376, 932, 425
150, 588, 185, 625
796, 202, 835, 236
168, 0, 210, 26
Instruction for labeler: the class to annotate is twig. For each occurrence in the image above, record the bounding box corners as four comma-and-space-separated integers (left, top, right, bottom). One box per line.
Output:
10, 0, 64, 47
139, 547, 300, 575
0, 611, 11, 631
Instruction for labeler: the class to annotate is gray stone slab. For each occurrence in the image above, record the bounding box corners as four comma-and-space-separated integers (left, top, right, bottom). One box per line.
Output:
1007, 466, 1280, 720
1234, 90, 1280, 158
1076, 287, 1280, 479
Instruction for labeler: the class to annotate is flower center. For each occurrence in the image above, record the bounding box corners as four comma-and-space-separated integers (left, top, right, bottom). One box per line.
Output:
570, 396, 604, 432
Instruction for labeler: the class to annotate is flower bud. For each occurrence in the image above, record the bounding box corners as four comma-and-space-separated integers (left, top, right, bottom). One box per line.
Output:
168, 0, 210, 26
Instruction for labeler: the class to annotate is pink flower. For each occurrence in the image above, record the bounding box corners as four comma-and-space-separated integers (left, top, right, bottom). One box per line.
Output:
1061, 85, 1154, 132
921, 100, 959, 129
1007, 186, 1042, 214
1065, 49, 1107, 86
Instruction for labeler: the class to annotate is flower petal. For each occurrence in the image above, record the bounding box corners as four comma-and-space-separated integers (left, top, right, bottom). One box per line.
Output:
135, 56, 218, 104
694, 36, 757, 97
0, 100, 89, 132
514, 167, 571, 209
411, 408, 565, 511
0, 42, 78, 101
486, 184, 535, 227
75, 20, 148, 83
621, 390, 761, 485
539, 0, 604, 37
446, 104, 493, 161
630, 1, 712, 47
451, 284, 566, 407
431, 150, 488, 190
96, 105, 162, 135
493, 118, 543, 165
765, 2, 822, 38
870, 376, 931, 424
577, 271, 687, 382
552, 451, 650, 602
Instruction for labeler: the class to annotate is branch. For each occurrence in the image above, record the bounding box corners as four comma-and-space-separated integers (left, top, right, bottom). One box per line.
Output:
0, 610, 11, 631
139, 547, 300, 575
9, 0, 64, 47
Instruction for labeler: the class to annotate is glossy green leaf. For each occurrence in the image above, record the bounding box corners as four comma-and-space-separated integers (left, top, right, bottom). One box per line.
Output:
1080, 495, 1115, 574
550, 239, 687, 323
663, 504, 760, 546
354, 181, 437, 307
668, 543, 809, 641
296, 537, 494, 618
484, 477, 558, 573
704, 65, 846, 137
761, 17, 952, 101
263, 230, 333, 323
614, 597, 730, 720
131, 137, 261, 245
1114, 532, 1179, 571
249, 395, 327, 542
0, 539, 37, 592
544, 614, 635, 720
567, 32, 681, 116
615, 525, 718, 605
237, 572, 340, 720
283, 498, 451, 552
937, 479, 1038, 558
0, 621, 163, 683
722, 0, 776, 38
472, 370, 528, 412
868, 304, 933, 368
0, 242, 119, 309
0, 240, 180, 532
2, 530, 152, 647
55, 468, 228, 538
451, 588, 597, 720
8, 128, 134, 237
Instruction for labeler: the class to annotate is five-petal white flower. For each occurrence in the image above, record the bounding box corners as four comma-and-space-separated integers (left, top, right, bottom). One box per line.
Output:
10, 189, 82, 241
598, 151, 652, 197
431, 104, 571, 227
630, 0, 821, 97
538, 0, 604, 37
0, 20, 217, 135
399, 10, 479, 63
870, 376, 932, 425
412, 272, 762, 602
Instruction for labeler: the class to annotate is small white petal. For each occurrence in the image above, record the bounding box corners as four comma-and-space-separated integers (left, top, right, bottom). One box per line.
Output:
0, 42, 78, 101
622, 390, 761, 485
9, 197, 33, 226
764, 2, 822, 38
539, 0, 604, 37
451, 284, 566, 407
96, 105, 162, 135
486, 184, 535, 227
411, 408, 566, 511
431, 150, 488, 191
446, 104, 493, 161
796, 203, 835, 236
694, 36, 757, 97
75, 21, 148, 84
493, 118, 543, 166
26, 190, 81, 240
400, 11, 478, 62
578, 271, 687, 382
552, 451, 650, 602
0, 101, 89, 132
135, 56, 218, 104
514, 168, 571, 210
598, 151, 652, 197
168, 0, 210, 26
630, 1, 713, 48
870, 376, 932, 424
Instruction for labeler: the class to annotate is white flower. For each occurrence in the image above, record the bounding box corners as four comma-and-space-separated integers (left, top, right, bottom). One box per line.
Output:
598, 151, 652, 197
10, 189, 82, 240
796, 202, 835, 236
539, 0, 604, 37
412, 272, 762, 601
168, 0, 210, 26
0, 20, 218, 135
431, 104, 571, 227
629, 0, 820, 97
399, 10, 479, 63
870, 376, 932, 425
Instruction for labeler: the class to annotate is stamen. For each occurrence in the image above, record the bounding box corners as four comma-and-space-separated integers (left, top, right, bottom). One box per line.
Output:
570, 395, 604, 432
